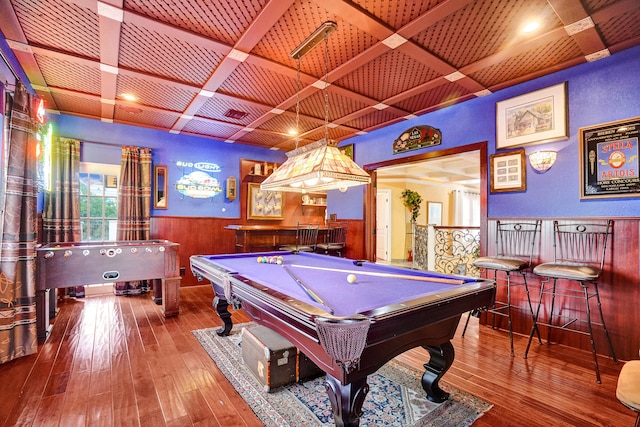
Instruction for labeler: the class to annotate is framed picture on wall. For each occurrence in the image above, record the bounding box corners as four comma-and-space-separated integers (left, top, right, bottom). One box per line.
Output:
496, 82, 568, 149
340, 144, 354, 159
427, 202, 442, 226
490, 149, 526, 193
579, 116, 640, 199
247, 183, 284, 220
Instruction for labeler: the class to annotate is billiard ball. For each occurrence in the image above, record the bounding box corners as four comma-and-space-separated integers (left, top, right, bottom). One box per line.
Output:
347, 274, 357, 284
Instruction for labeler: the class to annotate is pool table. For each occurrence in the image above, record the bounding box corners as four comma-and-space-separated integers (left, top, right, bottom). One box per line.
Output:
190, 251, 495, 427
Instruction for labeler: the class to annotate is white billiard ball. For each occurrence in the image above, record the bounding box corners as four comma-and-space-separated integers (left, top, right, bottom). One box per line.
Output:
347, 274, 357, 284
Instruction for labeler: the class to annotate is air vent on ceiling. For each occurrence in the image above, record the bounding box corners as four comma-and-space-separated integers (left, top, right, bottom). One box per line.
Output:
224, 109, 249, 120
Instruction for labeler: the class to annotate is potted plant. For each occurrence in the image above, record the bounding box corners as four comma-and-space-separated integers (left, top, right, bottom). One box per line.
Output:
401, 189, 423, 223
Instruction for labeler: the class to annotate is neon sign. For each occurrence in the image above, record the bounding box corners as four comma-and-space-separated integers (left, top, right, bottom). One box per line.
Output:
175, 160, 223, 198
36, 99, 46, 124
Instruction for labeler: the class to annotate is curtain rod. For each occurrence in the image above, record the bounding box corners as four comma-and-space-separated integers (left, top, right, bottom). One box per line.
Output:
80, 139, 152, 151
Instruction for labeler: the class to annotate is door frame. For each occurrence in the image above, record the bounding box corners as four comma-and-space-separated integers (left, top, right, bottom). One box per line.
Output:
363, 141, 488, 262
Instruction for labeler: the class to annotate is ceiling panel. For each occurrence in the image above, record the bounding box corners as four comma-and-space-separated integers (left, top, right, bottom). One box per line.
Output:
468, 37, 583, 89
50, 92, 103, 117
2, 0, 638, 150
113, 107, 180, 130
35, 54, 102, 96
181, 118, 242, 140
336, 50, 441, 100
597, 8, 640, 46
123, 0, 267, 44
11, 0, 100, 59
119, 22, 225, 85
218, 61, 298, 106
115, 74, 199, 111
393, 81, 472, 114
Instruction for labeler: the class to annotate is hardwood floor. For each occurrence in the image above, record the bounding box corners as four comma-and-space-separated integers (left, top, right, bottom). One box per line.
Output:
0, 285, 631, 426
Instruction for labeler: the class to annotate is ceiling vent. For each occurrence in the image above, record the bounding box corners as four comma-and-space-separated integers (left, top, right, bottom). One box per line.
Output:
224, 109, 249, 120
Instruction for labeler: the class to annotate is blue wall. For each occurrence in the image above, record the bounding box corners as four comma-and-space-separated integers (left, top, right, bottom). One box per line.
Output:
52, 115, 285, 218
346, 45, 640, 219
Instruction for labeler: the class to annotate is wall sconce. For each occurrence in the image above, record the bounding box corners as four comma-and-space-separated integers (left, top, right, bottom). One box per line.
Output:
529, 150, 557, 172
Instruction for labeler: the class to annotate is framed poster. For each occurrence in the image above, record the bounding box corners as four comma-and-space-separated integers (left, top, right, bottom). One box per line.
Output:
496, 82, 568, 149
247, 183, 284, 220
427, 202, 442, 226
579, 116, 640, 199
490, 149, 526, 193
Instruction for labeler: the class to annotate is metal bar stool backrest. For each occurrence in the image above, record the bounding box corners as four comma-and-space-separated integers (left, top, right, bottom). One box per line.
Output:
553, 220, 612, 271
327, 222, 348, 246
316, 221, 348, 256
297, 223, 320, 251
495, 220, 541, 264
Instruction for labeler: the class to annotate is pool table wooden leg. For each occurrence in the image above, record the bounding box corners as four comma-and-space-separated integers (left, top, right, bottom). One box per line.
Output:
421, 341, 454, 403
324, 375, 369, 427
213, 296, 233, 336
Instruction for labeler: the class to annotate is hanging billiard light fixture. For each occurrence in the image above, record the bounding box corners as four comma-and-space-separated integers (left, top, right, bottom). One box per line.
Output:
261, 21, 371, 193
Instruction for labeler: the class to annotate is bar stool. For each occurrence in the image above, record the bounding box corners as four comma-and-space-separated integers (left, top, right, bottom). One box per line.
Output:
524, 220, 617, 383
617, 360, 640, 427
279, 223, 319, 253
462, 220, 542, 356
316, 221, 348, 257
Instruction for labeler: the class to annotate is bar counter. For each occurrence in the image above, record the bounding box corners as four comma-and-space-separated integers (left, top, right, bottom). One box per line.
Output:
225, 224, 328, 253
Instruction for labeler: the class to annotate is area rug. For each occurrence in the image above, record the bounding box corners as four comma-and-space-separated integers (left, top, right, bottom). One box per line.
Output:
193, 323, 491, 426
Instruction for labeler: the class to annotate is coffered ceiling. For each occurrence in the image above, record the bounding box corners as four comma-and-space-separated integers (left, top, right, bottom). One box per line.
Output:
1, 0, 639, 152
377, 151, 481, 189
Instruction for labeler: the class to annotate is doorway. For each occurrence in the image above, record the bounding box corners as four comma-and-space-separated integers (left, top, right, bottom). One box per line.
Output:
376, 189, 391, 262
364, 142, 488, 262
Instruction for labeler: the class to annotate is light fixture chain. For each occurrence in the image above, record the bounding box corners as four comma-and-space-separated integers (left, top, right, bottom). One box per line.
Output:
323, 31, 330, 142
295, 57, 301, 149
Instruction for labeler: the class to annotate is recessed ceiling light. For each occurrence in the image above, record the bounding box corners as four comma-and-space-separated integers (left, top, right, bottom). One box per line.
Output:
121, 93, 137, 102
522, 21, 540, 34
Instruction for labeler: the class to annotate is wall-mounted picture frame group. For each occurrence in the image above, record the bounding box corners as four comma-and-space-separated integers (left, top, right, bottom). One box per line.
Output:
579, 116, 640, 199
247, 183, 284, 220
496, 82, 568, 149
490, 149, 526, 193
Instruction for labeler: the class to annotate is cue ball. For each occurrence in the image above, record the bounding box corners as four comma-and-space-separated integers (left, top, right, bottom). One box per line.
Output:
347, 274, 357, 284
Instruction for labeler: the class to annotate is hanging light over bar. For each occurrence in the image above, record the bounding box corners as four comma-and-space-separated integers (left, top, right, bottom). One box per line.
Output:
261, 21, 371, 193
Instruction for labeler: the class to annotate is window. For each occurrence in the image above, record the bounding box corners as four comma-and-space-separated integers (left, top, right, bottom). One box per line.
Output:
79, 163, 119, 241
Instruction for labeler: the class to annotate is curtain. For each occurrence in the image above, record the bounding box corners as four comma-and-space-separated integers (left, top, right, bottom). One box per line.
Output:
42, 137, 82, 296
0, 82, 38, 363
115, 146, 151, 295
452, 190, 480, 226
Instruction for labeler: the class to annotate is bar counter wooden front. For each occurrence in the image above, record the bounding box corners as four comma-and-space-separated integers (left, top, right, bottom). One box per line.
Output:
225, 224, 329, 252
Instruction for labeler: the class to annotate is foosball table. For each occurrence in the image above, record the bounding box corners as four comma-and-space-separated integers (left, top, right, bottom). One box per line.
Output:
36, 240, 181, 341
